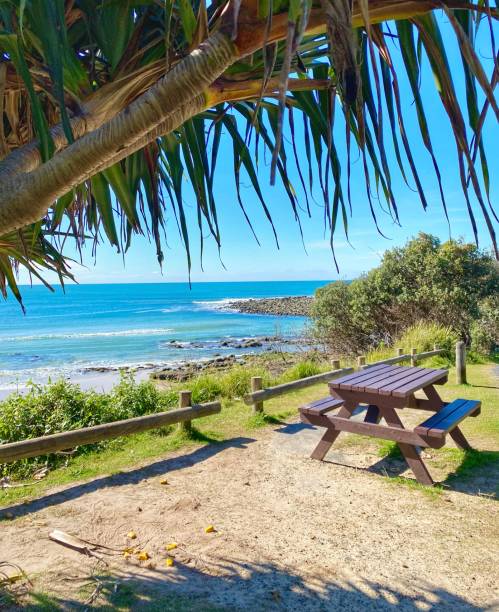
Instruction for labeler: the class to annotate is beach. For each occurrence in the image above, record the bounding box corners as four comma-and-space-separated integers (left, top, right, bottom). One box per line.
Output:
0, 281, 326, 398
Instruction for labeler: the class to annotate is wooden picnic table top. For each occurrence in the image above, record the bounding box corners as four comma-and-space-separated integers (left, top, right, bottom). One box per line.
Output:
329, 363, 448, 399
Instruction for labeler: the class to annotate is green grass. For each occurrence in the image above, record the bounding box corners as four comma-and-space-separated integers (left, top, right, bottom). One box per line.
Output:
1, 362, 497, 508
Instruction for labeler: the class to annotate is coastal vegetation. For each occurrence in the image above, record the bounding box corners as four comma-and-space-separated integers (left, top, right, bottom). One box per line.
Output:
312, 234, 499, 354
1, 360, 497, 509
0, 2, 497, 304
1, 315, 494, 482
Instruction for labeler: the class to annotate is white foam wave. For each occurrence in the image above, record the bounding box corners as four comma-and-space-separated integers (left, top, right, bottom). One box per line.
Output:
1, 328, 174, 342
192, 298, 251, 311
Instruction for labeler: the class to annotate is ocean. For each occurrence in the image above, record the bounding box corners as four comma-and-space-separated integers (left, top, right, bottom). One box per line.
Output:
0, 280, 329, 394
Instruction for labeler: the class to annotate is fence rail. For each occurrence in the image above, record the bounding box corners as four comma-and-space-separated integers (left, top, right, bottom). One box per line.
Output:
1, 343, 467, 463
244, 343, 465, 414
243, 367, 354, 408
0, 400, 221, 464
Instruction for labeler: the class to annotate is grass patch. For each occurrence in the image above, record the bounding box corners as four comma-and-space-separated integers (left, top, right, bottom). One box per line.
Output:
1, 362, 497, 507
384, 475, 444, 500
376, 440, 402, 459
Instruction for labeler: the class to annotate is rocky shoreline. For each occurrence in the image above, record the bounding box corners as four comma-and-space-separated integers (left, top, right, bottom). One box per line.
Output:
224, 296, 313, 317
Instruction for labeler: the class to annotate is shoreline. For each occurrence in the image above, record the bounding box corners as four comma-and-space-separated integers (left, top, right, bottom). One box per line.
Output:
0, 295, 317, 400
221, 295, 313, 317
0, 334, 311, 399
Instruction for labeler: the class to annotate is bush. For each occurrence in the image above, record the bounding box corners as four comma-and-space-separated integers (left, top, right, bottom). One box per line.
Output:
312, 233, 498, 354
470, 296, 499, 355
397, 322, 458, 360
0, 373, 176, 478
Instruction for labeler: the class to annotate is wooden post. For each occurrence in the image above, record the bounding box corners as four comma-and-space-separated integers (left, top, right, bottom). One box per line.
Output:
331, 359, 340, 370
179, 390, 192, 433
456, 341, 467, 385
357, 356, 366, 368
396, 348, 403, 357
433, 344, 439, 351
251, 376, 264, 413
410, 348, 417, 367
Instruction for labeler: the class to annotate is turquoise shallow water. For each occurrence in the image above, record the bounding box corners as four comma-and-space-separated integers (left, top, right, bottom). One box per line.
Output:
0, 281, 330, 390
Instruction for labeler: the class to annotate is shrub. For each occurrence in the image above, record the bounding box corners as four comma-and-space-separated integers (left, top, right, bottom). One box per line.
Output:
281, 360, 324, 382
312, 233, 498, 354
0, 373, 177, 478
397, 322, 458, 360
470, 296, 499, 355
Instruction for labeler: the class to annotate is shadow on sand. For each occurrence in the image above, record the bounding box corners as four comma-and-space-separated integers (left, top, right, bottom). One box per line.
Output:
0, 437, 256, 521
2, 554, 492, 611
276, 422, 498, 498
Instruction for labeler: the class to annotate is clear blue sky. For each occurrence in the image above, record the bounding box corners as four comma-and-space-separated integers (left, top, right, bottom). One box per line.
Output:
19, 16, 499, 286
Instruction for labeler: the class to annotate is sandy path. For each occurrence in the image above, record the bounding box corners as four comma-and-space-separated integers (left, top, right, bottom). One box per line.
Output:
1, 422, 498, 610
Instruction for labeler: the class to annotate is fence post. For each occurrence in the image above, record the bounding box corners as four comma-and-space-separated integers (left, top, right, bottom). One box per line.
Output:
178, 390, 192, 433
456, 341, 467, 385
396, 348, 403, 357
357, 356, 366, 368
410, 348, 417, 367
331, 359, 340, 370
251, 376, 264, 414
433, 344, 439, 351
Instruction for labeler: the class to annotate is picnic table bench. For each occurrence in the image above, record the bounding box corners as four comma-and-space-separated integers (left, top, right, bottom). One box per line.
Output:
300, 364, 480, 486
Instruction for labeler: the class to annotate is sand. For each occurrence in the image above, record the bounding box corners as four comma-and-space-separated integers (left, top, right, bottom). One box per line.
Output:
1, 422, 498, 610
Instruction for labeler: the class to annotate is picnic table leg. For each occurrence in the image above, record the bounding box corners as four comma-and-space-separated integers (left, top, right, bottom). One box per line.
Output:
449, 428, 473, 450
310, 404, 355, 461
424, 385, 473, 451
381, 407, 434, 486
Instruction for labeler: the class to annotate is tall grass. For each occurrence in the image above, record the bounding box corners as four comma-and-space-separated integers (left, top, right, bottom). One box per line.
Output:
366, 322, 458, 365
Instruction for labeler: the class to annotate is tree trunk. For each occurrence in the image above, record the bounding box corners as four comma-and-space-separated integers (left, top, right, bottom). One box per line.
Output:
0, 31, 237, 234
0, 0, 480, 235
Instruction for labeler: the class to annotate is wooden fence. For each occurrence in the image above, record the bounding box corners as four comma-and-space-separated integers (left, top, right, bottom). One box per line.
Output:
244, 342, 466, 414
0, 342, 467, 463
0, 398, 221, 464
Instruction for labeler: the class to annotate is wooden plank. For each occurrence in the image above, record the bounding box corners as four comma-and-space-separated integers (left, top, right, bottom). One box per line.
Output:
243, 367, 353, 405
331, 364, 395, 391
381, 407, 435, 485
0, 402, 221, 464
388, 368, 448, 398
310, 404, 356, 461
415, 399, 481, 438
328, 364, 391, 388
300, 397, 344, 416
370, 366, 428, 395
327, 415, 431, 447
354, 365, 423, 393
342, 365, 406, 391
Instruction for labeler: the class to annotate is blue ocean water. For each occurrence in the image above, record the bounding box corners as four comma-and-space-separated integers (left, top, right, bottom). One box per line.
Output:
0, 281, 329, 391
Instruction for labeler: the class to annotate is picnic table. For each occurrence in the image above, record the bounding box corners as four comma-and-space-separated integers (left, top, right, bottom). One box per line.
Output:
300, 364, 480, 486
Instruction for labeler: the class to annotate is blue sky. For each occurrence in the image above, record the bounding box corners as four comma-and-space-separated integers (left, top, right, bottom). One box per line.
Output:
19, 16, 499, 286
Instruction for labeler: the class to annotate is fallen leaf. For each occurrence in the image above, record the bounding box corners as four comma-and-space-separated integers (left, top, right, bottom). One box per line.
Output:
160, 479, 169, 485
127, 531, 137, 540
137, 551, 149, 561
204, 525, 216, 533
165, 557, 174, 567
165, 543, 178, 551
123, 551, 132, 559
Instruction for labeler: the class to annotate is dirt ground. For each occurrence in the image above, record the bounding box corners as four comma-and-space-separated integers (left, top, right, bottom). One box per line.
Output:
1, 420, 498, 610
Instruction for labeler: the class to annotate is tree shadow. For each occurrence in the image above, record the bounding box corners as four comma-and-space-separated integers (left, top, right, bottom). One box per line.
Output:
4, 554, 492, 611
0, 437, 255, 521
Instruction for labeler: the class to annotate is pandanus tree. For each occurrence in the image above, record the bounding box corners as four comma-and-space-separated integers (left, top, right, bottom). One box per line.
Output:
0, 0, 497, 306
